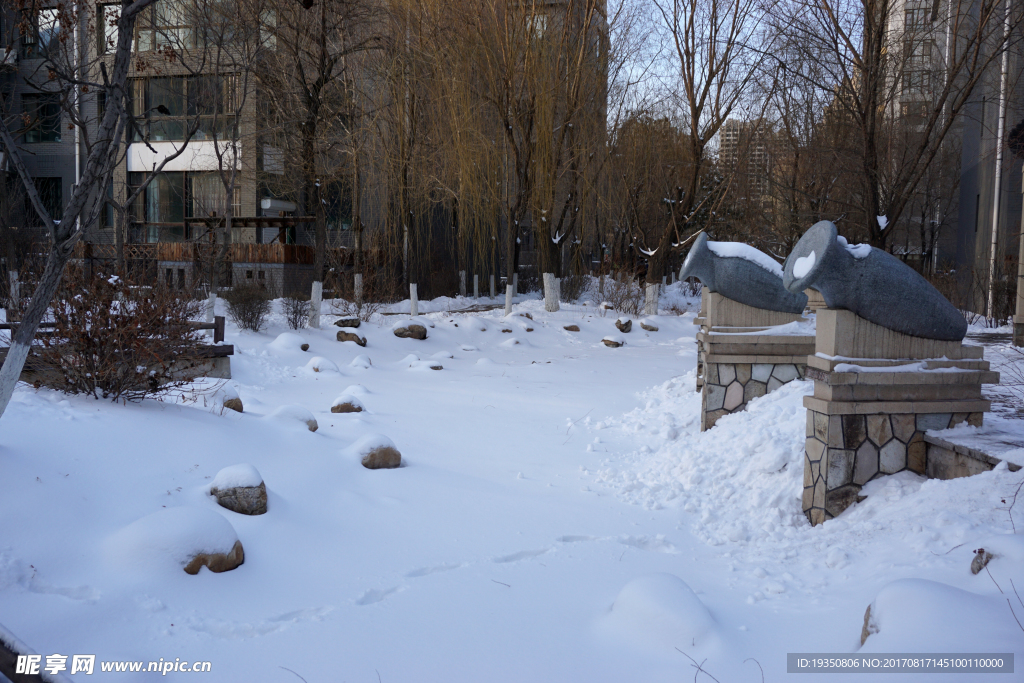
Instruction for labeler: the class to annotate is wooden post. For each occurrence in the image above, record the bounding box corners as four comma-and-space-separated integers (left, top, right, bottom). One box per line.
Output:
214, 315, 225, 343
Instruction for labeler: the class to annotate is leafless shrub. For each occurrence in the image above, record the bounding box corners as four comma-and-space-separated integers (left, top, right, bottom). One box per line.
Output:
560, 272, 590, 302
604, 277, 644, 317
281, 292, 311, 330
224, 281, 274, 332
35, 269, 206, 401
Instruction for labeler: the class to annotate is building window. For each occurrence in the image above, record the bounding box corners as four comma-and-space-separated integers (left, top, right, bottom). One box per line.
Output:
96, 3, 121, 54
130, 75, 238, 142
128, 171, 243, 241
902, 70, 932, 97
21, 7, 60, 59
136, 0, 192, 51
22, 93, 62, 143
905, 7, 930, 31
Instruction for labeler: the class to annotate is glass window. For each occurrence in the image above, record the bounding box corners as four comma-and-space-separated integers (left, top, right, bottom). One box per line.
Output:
97, 3, 120, 54
137, 0, 193, 51
22, 93, 62, 143
21, 8, 60, 58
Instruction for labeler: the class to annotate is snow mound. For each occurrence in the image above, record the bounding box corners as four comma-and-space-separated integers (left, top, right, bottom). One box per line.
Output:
475, 358, 496, 366
106, 507, 239, 571
331, 394, 365, 411
304, 356, 340, 374
500, 337, 524, 348
341, 384, 369, 396
269, 332, 308, 352
264, 405, 318, 432
432, 350, 454, 359
860, 579, 1020, 652
409, 360, 443, 371
392, 318, 434, 331
707, 241, 783, 277
399, 354, 420, 364
349, 354, 372, 369
463, 317, 488, 331
599, 573, 715, 650
210, 464, 263, 490
342, 433, 397, 458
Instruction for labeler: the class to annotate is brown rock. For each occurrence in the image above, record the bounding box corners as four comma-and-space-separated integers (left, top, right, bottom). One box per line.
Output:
564, 325, 580, 332
331, 401, 363, 413
211, 482, 268, 515
520, 312, 533, 320
334, 318, 361, 328
337, 331, 367, 346
603, 339, 624, 348
184, 540, 244, 575
525, 328, 534, 332
640, 322, 659, 332
362, 446, 402, 469
615, 319, 632, 333
501, 329, 513, 333
223, 397, 243, 413
301, 343, 310, 351
394, 324, 427, 340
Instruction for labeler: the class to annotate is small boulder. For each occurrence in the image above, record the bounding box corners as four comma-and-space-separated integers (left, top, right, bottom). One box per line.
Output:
334, 318, 361, 328
337, 330, 367, 346
210, 464, 267, 515
331, 395, 365, 413
185, 540, 245, 575
344, 434, 403, 470
603, 337, 624, 348
501, 328, 513, 333
640, 321, 659, 332
971, 548, 995, 575
520, 312, 533, 320
301, 343, 310, 351
394, 324, 427, 340
615, 318, 632, 333
563, 325, 580, 332
265, 405, 319, 432
223, 397, 243, 413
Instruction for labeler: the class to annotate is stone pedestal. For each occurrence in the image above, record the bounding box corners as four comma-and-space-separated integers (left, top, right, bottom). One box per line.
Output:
801, 309, 1000, 526
699, 293, 813, 430
694, 288, 708, 390
805, 288, 827, 312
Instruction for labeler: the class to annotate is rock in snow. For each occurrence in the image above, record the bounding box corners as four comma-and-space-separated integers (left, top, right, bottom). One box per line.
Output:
331, 395, 365, 413
305, 356, 341, 374
344, 433, 402, 469
393, 323, 427, 340
107, 507, 244, 575
265, 405, 318, 432
210, 464, 267, 516
615, 318, 632, 333
337, 330, 367, 346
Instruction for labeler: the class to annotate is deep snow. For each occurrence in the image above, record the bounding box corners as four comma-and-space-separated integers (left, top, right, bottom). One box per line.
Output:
0, 283, 1021, 682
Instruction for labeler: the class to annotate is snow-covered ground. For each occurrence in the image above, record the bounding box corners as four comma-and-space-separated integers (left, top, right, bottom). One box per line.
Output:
1, 283, 1022, 682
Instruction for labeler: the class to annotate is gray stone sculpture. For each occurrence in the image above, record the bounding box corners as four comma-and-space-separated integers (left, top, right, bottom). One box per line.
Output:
782, 221, 967, 341
680, 233, 807, 313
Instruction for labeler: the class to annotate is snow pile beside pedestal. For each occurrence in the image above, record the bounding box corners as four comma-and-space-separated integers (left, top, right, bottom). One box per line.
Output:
264, 405, 318, 432
106, 507, 240, 573
598, 573, 716, 651
860, 579, 1021, 653
210, 464, 263, 490
268, 332, 308, 352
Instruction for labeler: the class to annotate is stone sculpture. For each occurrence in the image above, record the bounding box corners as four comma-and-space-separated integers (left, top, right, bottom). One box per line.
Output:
782, 221, 967, 341
681, 233, 807, 313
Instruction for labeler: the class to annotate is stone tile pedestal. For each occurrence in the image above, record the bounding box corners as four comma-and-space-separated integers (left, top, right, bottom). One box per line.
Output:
699, 293, 814, 430
802, 309, 1000, 526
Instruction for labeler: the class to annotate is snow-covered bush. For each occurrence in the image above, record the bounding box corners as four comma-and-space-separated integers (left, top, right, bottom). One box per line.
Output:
281, 293, 311, 330
223, 281, 273, 332
37, 269, 206, 401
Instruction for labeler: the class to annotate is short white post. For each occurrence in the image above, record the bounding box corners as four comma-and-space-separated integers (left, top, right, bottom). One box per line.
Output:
543, 273, 560, 312
671, 272, 677, 284
489, 274, 495, 298
504, 284, 514, 316
644, 282, 659, 316
473, 274, 479, 299
354, 273, 363, 305
308, 280, 323, 328
459, 270, 466, 297
410, 283, 419, 317
661, 275, 667, 294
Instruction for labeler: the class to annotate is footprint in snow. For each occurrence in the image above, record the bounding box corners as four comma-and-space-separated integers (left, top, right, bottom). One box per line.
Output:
355, 586, 404, 605
492, 548, 550, 563
405, 563, 463, 578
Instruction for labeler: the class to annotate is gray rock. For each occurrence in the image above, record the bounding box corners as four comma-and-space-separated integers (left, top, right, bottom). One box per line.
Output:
335, 318, 361, 328
564, 325, 580, 332
211, 482, 268, 515
602, 339, 623, 348
300, 343, 309, 352
681, 232, 807, 313
782, 221, 967, 341
223, 397, 243, 413
362, 446, 402, 469
337, 331, 367, 346
970, 549, 994, 575
640, 321, 659, 332
184, 540, 244, 575
615, 319, 632, 333
394, 324, 427, 340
